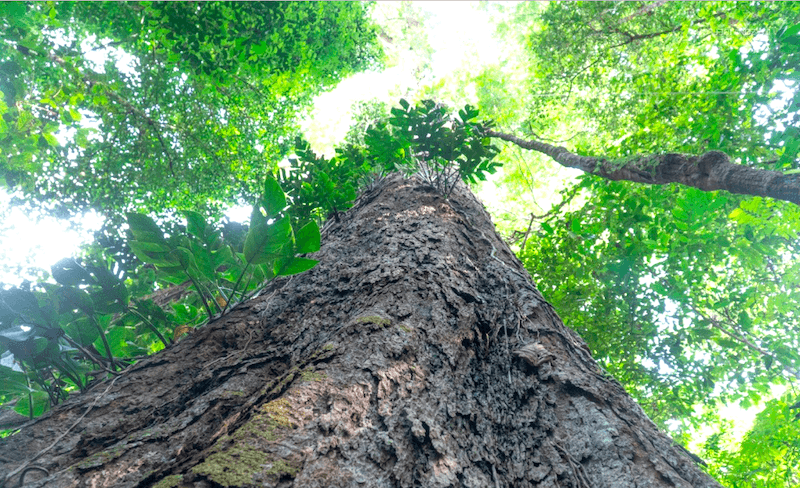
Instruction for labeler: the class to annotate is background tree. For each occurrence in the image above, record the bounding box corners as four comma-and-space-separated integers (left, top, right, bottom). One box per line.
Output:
0, 1, 380, 221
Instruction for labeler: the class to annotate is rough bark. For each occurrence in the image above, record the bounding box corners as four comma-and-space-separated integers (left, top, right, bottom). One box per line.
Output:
0, 175, 720, 488
487, 129, 800, 206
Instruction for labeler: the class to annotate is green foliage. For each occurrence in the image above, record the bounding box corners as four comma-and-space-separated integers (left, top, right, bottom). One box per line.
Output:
703, 394, 800, 488
522, 178, 800, 426
280, 138, 368, 226
0, 93, 498, 422
0, 1, 382, 221
278, 99, 501, 228
127, 176, 320, 320
364, 99, 501, 196
519, 2, 800, 164
497, 3, 800, 483
0, 176, 320, 421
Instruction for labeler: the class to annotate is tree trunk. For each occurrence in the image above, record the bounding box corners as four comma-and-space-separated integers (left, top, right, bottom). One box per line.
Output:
0, 175, 720, 488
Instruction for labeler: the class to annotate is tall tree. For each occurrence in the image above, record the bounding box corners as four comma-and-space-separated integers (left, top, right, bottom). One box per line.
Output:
1, 2, 799, 487
0, 175, 721, 488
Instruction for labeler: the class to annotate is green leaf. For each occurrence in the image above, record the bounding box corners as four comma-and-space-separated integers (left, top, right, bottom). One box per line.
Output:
126, 213, 167, 243
62, 316, 100, 346
128, 240, 172, 254
51, 258, 93, 287
0, 326, 36, 344
184, 210, 208, 240
295, 220, 321, 254
260, 176, 286, 218
14, 390, 50, 418
56, 286, 94, 315
0, 2, 26, 20
0, 289, 48, 327
128, 241, 177, 267
171, 246, 197, 271
189, 241, 216, 280
276, 257, 318, 277
243, 216, 292, 265
252, 40, 268, 55
42, 132, 58, 147
780, 22, 800, 39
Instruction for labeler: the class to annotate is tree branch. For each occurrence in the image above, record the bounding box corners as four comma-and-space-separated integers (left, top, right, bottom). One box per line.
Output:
692, 306, 800, 380
486, 130, 800, 206
617, 0, 670, 26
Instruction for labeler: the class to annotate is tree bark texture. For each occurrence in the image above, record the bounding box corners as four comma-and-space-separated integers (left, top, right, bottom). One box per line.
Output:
0, 175, 720, 488
487, 129, 800, 206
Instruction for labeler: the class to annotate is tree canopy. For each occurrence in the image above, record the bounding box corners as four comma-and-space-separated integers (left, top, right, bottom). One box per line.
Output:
0, 1, 380, 220
477, 3, 800, 485
1, 2, 799, 486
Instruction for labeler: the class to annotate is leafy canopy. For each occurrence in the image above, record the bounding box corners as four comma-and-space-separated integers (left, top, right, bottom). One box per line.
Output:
0, 93, 498, 425
0, 1, 381, 220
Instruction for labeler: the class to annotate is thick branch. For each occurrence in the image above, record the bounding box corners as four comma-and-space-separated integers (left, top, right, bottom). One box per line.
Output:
486, 130, 800, 206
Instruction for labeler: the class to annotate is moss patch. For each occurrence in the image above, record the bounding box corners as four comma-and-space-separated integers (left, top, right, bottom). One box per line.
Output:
192, 398, 302, 486
192, 446, 268, 487
256, 398, 294, 440
300, 367, 325, 382
355, 315, 391, 327
265, 459, 299, 477
75, 443, 127, 470
153, 474, 183, 488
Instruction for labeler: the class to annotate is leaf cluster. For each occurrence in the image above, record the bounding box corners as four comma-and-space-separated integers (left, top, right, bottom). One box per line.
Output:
491, 6, 800, 475
0, 176, 319, 424
279, 138, 369, 226
702, 393, 800, 488
277, 99, 503, 228
523, 172, 800, 430
0, 95, 497, 425
363, 99, 501, 196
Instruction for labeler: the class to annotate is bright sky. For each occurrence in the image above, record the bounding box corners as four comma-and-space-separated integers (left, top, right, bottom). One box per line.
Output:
301, 2, 511, 157
0, 192, 104, 284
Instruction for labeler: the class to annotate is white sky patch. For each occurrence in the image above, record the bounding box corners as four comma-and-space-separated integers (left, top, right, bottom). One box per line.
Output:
224, 203, 252, 224
301, 68, 415, 157
301, 2, 512, 158
0, 190, 104, 285
81, 35, 138, 76
417, 2, 506, 81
